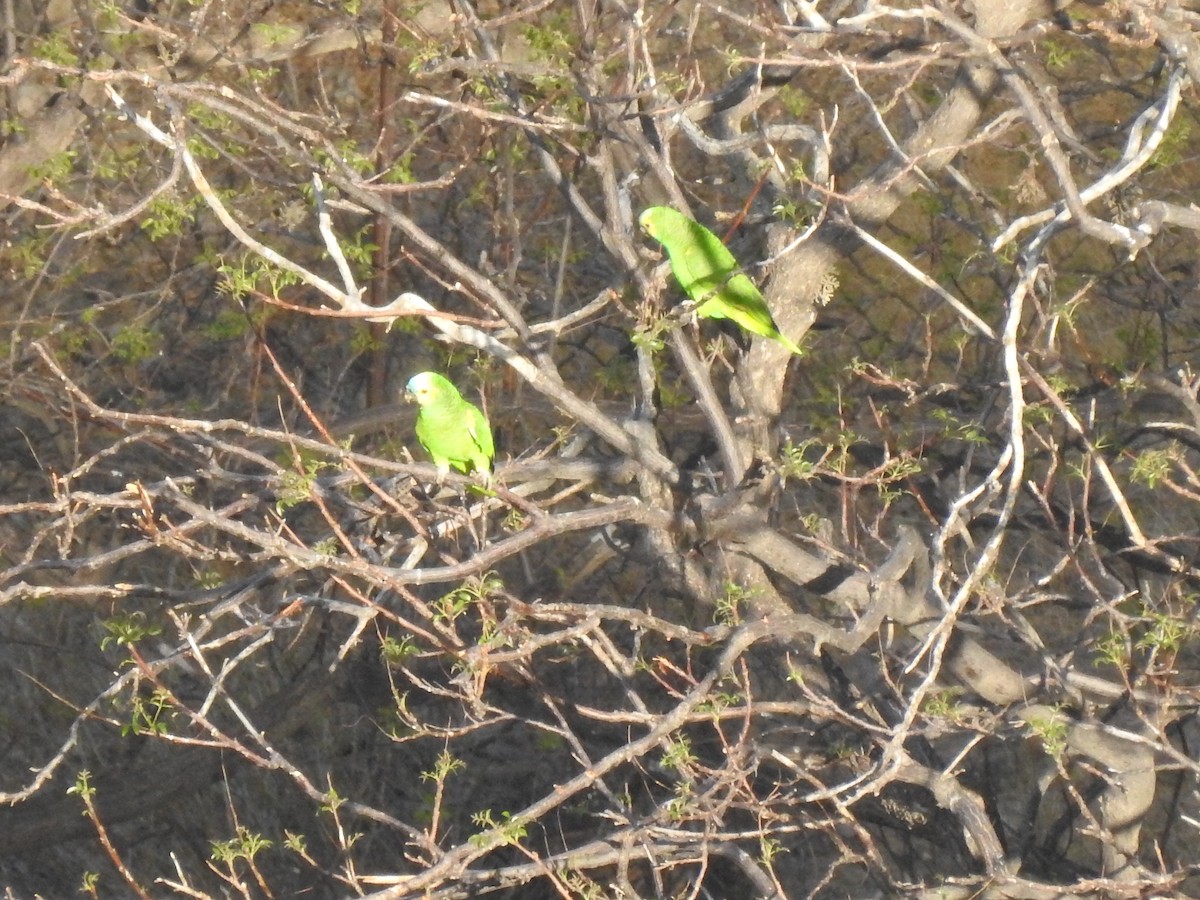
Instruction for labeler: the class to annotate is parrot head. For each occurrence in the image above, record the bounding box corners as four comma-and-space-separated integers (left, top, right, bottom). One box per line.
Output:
638, 207, 663, 242
405, 371, 448, 407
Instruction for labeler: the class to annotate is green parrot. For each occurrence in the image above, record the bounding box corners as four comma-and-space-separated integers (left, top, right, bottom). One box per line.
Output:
638, 206, 802, 355
405, 371, 495, 484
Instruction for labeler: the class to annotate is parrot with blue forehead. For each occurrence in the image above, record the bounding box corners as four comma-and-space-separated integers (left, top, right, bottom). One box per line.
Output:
405, 371, 494, 484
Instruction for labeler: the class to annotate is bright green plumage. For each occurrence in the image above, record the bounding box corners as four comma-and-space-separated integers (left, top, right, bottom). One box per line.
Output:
638, 206, 802, 355
405, 371, 494, 483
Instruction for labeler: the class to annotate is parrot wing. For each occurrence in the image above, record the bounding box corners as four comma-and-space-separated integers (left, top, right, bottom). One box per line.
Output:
467, 403, 495, 468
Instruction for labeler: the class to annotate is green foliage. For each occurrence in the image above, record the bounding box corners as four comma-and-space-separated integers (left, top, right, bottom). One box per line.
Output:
141, 193, 199, 241
338, 227, 379, 269
595, 353, 639, 394
217, 254, 302, 301
1149, 117, 1191, 169
193, 570, 225, 589
714, 581, 752, 626
434, 572, 503, 625
994, 239, 1019, 265
660, 735, 696, 772
283, 831, 307, 853
760, 835, 786, 865
930, 409, 989, 444
349, 324, 385, 355
772, 200, 811, 230
480, 134, 528, 169
251, 22, 303, 47
792, 662, 811, 691
407, 40, 445, 74
1115, 320, 1160, 367
527, 74, 584, 120
779, 439, 822, 482
90, 146, 123, 181
68, 769, 95, 802
555, 869, 605, 900
1043, 371, 1076, 397
521, 17, 573, 62
186, 103, 235, 135
381, 634, 420, 668
1130, 447, 1175, 488
911, 189, 947, 218
3, 233, 51, 279
533, 731, 564, 752
824, 430, 856, 476
469, 810, 527, 848
1026, 708, 1070, 759
1137, 611, 1191, 654
202, 309, 251, 341
122, 688, 174, 737
1094, 630, 1130, 669
32, 33, 79, 66
923, 686, 967, 722
722, 45, 747, 76
656, 374, 690, 408
432, 588, 475, 632
665, 781, 695, 822
185, 132, 223, 161
111, 324, 161, 363
877, 456, 922, 503
422, 749, 466, 785
276, 453, 336, 514
786, 158, 808, 185
502, 506, 527, 532
798, 512, 823, 535
100, 611, 162, 651
312, 537, 340, 555
478, 613, 512, 651
211, 826, 273, 864
27, 149, 77, 185
316, 139, 375, 176
1023, 401, 1055, 427
697, 689, 742, 718
320, 786, 346, 814
79, 870, 101, 896
384, 152, 416, 184
1042, 37, 1082, 71
775, 86, 809, 118
831, 740, 869, 763
94, 1, 124, 34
